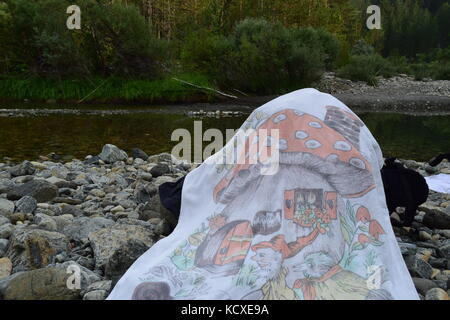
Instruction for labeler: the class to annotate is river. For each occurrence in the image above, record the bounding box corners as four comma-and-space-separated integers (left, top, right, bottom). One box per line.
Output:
0, 103, 449, 162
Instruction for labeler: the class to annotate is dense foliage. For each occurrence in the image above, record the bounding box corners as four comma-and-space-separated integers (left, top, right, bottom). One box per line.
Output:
0, 0, 449, 98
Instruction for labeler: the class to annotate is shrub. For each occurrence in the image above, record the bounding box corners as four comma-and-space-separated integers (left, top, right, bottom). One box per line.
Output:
432, 63, 450, 80
180, 18, 339, 94
410, 63, 433, 80
337, 54, 393, 84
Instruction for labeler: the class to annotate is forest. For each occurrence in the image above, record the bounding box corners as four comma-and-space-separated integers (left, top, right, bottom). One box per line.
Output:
0, 0, 449, 101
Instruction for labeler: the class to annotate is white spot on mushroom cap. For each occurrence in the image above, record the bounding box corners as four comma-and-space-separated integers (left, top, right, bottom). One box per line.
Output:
279, 139, 288, 150
273, 114, 286, 124
349, 157, 366, 169
305, 139, 322, 149
326, 154, 339, 162
295, 130, 309, 139
308, 121, 322, 129
334, 141, 352, 151
294, 110, 305, 116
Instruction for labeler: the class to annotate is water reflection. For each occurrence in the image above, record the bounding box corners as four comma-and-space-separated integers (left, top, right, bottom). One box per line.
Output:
0, 112, 449, 162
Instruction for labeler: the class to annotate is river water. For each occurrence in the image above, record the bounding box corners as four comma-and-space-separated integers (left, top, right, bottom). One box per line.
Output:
0, 104, 449, 162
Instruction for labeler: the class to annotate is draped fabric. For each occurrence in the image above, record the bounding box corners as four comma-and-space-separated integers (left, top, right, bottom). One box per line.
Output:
107, 88, 419, 300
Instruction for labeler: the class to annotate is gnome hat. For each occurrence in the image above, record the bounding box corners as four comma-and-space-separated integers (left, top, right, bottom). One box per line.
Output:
214, 108, 375, 203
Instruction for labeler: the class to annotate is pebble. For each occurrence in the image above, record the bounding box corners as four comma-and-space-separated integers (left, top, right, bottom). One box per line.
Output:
425, 288, 450, 300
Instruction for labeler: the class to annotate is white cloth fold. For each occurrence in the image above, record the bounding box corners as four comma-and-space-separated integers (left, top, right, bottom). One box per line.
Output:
425, 173, 450, 194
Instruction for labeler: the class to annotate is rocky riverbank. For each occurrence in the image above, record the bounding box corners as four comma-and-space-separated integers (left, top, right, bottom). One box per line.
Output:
0, 145, 449, 300
222, 73, 450, 115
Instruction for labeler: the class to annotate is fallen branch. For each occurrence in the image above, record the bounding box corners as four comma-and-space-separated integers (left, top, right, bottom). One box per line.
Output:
172, 77, 238, 99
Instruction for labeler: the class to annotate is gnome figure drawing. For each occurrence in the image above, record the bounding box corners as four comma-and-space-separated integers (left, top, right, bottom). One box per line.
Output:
107, 89, 419, 300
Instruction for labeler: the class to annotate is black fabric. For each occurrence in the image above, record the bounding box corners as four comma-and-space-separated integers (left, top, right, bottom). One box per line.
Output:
429, 153, 450, 167
381, 158, 429, 227
158, 176, 185, 218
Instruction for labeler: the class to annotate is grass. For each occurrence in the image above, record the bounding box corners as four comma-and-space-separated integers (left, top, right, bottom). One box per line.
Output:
0, 73, 217, 103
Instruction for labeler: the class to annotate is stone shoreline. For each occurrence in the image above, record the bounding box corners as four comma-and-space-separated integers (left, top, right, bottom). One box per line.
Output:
0, 145, 449, 300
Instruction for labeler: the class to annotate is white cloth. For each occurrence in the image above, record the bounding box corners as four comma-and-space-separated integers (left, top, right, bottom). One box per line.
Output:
107, 88, 419, 300
425, 173, 450, 194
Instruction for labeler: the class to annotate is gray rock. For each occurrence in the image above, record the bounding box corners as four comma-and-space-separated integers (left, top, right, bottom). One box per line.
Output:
2, 261, 100, 300
429, 257, 447, 269
62, 217, 114, 242
154, 219, 172, 236
425, 287, 450, 300
6, 228, 69, 272
0, 239, 8, 256
398, 242, 418, 256
0, 223, 13, 239
134, 183, 158, 205
89, 223, 154, 270
0, 198, 14, 218
131, 148, 149, 161
405, 256, 433, 279
422, 210, 450, 230
82, 280, 112, 295
60, 204, 85, 217
7, 180, 58, 203
438, 243, 450, 259
149, 163, 170, 178
83, 155, 100, 165
52, 214, 74, 233
105, 239, 149, 285
98, 144, 128, 164
9, 161, 35, 177
0, 271, 25, 299
0, 179, 14, 194
83, 289, 108, 300
412, 277, 439, 295
15, 196, 37, 214
0, 216, 9, 226
33, 213, 57, 232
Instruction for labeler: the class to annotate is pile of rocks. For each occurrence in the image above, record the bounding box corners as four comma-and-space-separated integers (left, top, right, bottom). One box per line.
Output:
0, 145, 449, 300
0, 144, 194, 300
394, 158, 450, 300
316, 72, 450, 97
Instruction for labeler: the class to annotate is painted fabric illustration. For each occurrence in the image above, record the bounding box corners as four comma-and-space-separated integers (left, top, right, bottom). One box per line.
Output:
107, 88, 419, 300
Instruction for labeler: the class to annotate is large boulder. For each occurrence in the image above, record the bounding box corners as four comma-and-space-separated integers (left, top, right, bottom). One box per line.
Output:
98, 144, 128, 164
62, 217, 114, 242
7, 180, 58, 203
6, 228, 69, 272
2, 261, 101, 300
89, 223, 154, 270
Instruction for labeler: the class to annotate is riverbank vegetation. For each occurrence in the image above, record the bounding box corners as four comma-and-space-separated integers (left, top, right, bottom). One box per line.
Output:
0, 0, 449, 102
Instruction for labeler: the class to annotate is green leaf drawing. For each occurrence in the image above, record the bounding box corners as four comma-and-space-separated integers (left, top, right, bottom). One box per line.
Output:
358, 225, 369, 232
339, 214, 352, 245
352, 242, 365, 251
370, 238, 384, 246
